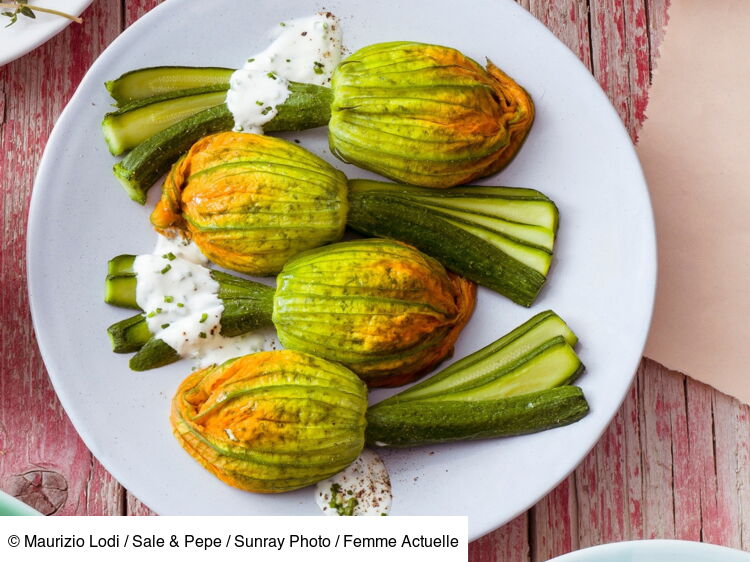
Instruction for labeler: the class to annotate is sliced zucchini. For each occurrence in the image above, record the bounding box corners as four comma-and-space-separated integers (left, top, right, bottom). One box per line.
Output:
105, 255, 138, 309
381, 310, 578, 403
108, 314, 150, 353
425, 337, 583, 401
102, 88, 228, 155
106, 66, 232, 105
347, 179, 559, 306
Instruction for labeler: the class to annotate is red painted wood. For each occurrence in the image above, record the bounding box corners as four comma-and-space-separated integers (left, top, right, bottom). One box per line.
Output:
468, 514, 529, 561
0, 0, 125, 515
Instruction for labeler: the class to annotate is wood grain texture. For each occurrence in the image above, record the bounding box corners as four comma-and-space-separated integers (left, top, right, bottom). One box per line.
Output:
2, 1, 748, 560
0, 0, 126, 517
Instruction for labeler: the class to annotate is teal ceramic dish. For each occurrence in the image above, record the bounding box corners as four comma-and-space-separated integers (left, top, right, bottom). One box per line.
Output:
0, 490, 41, 516
550, 540, 750, 562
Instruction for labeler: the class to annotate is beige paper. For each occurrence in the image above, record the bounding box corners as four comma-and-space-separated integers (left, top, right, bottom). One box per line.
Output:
638, 0, 750, 404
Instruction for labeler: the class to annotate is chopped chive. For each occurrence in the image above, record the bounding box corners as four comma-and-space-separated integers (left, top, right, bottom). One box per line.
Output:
160, 264, 172, 274
161, 323, 170, 329
177, 303, 184, 308
267, 71, 277, 80
286, 58, 291, 62
255, 100, 264, 106
199, 313, 208, 323
147, 311, 156, 318
162, 252, 176, 261
156, 307, 162, 314
199, 332, 207, 339
247, 57, 255, 62
313, 61, 324, 75
261, 106, 272, 115
164, 296, 174, 303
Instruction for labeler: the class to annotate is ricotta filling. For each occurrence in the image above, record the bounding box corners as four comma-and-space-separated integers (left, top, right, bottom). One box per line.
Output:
226, 12, 343, 134
316, 449, 393, 516
133, 235, 264, 369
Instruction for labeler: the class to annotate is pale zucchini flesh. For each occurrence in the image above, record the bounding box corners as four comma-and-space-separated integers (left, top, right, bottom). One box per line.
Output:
106, 66, 233, 105
424, 338, 583, 401
102, 89, 228, 155
382, 310, 578, 403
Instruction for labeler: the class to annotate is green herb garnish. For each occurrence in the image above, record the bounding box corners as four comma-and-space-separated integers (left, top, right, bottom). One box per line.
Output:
162, 252, 176, 261
1, 1, 82, 27
160, 264, 172, 274
161, 323, 170, 329
313, 61, 325, 75
199, 332, 207, 339
327, 483, 359, 516
164, 296, 174, 303
199, 313, 208, 323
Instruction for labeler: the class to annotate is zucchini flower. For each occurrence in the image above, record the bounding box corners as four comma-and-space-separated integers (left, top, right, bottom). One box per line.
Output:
106, 240, 475, 384
328, 41, 534, 187
151, 132, 348, 276
171, 350, 368, 493
273, 239, 476, 387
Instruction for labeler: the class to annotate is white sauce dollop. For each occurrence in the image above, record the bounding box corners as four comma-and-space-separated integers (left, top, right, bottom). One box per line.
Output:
226, 13, 343, 134
133, 235, 265, 369
316, 450, 392, 516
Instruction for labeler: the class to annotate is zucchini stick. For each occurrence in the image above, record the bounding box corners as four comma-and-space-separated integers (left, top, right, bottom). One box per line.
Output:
103, 87, 229, 155
105, 255, 275, 370
365, 311, 588, 447
382, 310, 579, 404
347, 179, 559, 307
106, 66, 232, 105
365, 386, 589, 448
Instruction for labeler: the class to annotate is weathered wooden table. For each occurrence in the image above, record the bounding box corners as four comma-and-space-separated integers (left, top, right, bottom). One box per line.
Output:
2, 1, 749, 559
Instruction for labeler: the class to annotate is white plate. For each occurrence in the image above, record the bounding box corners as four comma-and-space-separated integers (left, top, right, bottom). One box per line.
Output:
0, 0, 92, 66
27, 0, 656, 539
549, 540, 750, 562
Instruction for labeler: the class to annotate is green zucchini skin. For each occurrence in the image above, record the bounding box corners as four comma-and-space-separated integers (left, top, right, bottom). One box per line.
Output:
130, 337, 180, 372
347, 182, 554, 307
114, 105, 234, 205
108, 313, 152, 353
106, 66, 233, 105
103, 87, 229, 156
365, 386, 589, 448
112, 83, 333, 205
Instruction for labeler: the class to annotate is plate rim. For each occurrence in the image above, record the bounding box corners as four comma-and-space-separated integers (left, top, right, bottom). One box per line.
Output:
26, 0, 657, 538
548, 540, 750, 561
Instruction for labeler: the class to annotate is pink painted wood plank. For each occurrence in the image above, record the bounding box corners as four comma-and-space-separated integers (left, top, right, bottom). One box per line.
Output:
469, 514, 530, 562
522, 0, 593, 70
588, 0, 652, 140
532, 475, 579, 560
708, 390, 750, 548
621, 376, 644, 541
0, 0, 125, 515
